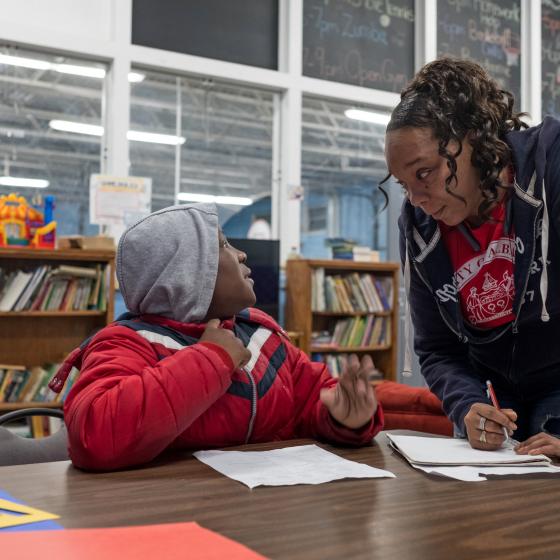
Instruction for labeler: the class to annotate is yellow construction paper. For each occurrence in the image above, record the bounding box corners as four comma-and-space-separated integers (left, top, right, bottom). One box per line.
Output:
0, 498, 59, 529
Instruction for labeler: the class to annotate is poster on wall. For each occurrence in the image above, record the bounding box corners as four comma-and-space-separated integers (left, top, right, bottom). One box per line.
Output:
89, 174, 152, 241
436, 0, 521, 108
542, 0, 560, 119
302, 0, 415, 92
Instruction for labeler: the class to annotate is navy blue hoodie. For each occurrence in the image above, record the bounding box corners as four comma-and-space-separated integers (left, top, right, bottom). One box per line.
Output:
399, 116, 560, 432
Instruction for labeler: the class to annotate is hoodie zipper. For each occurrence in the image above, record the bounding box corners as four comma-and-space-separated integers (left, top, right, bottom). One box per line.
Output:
511, 205, 541, 335
506, 205, 542, 381
244, 368, 257, 443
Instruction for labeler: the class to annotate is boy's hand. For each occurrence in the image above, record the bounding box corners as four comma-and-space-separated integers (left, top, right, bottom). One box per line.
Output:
320, 354, 378, 430
200, 319, 252, 369
515, 432, 560, 458
464, 403, 517, 450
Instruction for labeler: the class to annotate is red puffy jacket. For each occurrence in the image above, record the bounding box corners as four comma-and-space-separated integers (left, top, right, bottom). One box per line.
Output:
61, 308, 383, 471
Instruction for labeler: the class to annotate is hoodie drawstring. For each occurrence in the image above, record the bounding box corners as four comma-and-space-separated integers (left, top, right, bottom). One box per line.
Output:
540, 179, 550, 322
402, 243, 413, 378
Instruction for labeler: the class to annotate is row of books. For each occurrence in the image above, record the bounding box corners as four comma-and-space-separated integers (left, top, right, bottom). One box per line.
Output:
30, 416, 64, 438
7, 415, 64, 439
0, 363, 78, 404
311, 353, 384, 380
312, 269, 392, 313
312, 316, 391, 349
0, 263, 107, 312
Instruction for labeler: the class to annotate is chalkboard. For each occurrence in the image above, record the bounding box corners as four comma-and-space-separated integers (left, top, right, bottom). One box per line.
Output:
437, 0, 521, 108
132, 0, 278, 70
302, 0, 415, 92
542, 0, 560, 119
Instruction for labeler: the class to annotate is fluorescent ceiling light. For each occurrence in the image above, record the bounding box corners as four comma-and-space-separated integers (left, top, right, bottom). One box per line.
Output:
49, 120, 104, 136
53, 63, 105, 79
0, 54, 50, 70
127, 130, 185, 146
178, 193, 252, 206
128, 72, 145, 83
0, 54, 142, 82
344, 109, 390, 126
49, 120, 186, 146
0, 176, 49, 188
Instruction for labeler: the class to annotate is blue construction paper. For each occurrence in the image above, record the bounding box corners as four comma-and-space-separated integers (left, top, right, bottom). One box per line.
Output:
0, 489, 62, 532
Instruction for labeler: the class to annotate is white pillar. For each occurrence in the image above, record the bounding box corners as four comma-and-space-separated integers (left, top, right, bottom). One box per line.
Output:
415, 0, 437, 69
102, 0, 132, 176
278, 0, 303, 264
521, 0, 541, 124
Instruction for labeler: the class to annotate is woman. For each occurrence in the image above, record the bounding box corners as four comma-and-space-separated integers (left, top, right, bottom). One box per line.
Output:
383, 57, 560, 453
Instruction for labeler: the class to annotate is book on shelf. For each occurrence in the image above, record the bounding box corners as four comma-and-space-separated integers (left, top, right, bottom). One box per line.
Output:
0, 263, 107, 312
374, 278, 392, 311
326, 237, 357, 260
325, 239, 380, 262
13, 265, 48, 311
311, 316, 391, 349
28, 415, 63, 438
312, 267, 325, 311
333, 276, 353, 312
352, 246, 380, 262
0, 363, 77, 405
52, 264, 98, 278
311, 353, 384, 381
0, 270, 33, 311
88, 264, 102, 308
311, 268, 392, 313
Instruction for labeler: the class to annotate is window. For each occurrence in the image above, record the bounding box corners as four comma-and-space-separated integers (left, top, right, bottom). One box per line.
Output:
307, 205, 328, 232
129, 70, 275, 238
0, 45, 105, 235
301, 96, 389, 259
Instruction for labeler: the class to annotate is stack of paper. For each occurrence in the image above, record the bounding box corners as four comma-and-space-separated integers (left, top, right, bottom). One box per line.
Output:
387, 434, 560, 482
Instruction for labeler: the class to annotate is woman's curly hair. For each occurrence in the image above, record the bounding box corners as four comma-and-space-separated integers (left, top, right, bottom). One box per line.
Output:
384, 57, 528, 222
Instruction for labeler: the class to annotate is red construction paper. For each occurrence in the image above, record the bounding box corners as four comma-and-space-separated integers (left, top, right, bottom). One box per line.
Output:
0, 521, 267, 560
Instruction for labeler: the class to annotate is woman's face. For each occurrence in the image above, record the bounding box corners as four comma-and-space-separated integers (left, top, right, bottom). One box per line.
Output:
384, 127, 483, 226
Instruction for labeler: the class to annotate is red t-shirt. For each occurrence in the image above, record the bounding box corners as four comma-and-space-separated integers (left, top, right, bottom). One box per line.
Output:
440, 202, 515, 329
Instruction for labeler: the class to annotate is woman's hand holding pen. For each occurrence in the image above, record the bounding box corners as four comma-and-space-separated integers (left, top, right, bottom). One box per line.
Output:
464, 402, 517, 450
320, 354, 378, 430
200, 318, 252, 369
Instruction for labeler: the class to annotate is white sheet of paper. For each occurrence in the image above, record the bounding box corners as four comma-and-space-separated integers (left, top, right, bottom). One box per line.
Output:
387, 434, 551, 466
193, 444, 395, 489
411, 463, 560, 482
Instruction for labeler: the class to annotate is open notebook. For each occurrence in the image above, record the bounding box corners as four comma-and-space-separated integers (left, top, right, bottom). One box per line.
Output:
387, 434, 552, 467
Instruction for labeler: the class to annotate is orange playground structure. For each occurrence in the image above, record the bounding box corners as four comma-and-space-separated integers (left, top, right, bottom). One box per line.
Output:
0, 192, 56, 248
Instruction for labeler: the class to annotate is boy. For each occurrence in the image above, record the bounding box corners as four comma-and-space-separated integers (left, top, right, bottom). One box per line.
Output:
52, 203, 383, 471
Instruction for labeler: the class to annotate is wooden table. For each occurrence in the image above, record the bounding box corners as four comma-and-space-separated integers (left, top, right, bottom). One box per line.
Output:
1, 433, 560, 560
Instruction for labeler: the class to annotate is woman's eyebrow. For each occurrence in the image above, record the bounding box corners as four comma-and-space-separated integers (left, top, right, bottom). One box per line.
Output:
404, 156, 423, 169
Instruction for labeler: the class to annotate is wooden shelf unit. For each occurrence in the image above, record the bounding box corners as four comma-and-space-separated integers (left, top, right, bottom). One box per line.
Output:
0, 402, 63, 412
285, 259, 399, 381
0, 247, 115, 367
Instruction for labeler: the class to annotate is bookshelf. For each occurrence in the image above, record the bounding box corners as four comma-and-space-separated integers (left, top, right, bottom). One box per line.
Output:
0, 247, 115, 412
285, 259, 399, 382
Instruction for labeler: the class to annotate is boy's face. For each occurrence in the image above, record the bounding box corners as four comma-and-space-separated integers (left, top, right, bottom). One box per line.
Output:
204, 230, 257, 320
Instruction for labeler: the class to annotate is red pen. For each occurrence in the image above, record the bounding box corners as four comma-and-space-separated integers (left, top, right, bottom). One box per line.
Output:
486, 380, 514, 444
